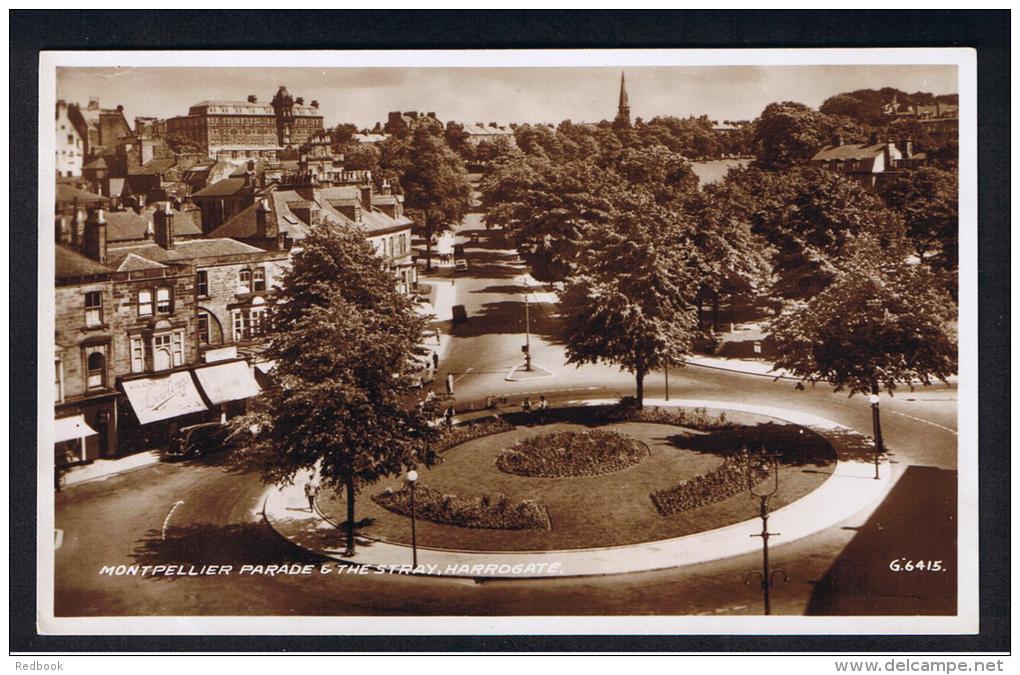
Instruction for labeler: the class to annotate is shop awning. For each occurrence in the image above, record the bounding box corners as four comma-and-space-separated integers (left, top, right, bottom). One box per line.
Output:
122, 371, 208, 425
53, 415, 98, 443
193, 360, 261, 405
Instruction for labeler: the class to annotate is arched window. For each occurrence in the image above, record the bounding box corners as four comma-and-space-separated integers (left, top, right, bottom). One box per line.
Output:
86, 351, 105, 389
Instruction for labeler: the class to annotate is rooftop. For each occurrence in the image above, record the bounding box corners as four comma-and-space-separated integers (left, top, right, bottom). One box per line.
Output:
107, 237, 267, 267
56, 245, 113, 280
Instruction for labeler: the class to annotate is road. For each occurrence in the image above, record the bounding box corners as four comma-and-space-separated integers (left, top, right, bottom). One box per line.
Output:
53, 207, 958, 617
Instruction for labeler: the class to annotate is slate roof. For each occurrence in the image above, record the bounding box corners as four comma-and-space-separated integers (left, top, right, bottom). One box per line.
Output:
192, 177, 249, 198
103, 206, 203, 242
55, 184, 109, 206
55, 245, 113, 280
107, 238, 267, 268
129, 157, 178, 176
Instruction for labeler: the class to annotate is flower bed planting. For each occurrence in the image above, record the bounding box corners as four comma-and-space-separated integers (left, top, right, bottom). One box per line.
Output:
496, 429, 647, 478
599, 403, 737, 431
436, 417, 515, 452
650, 454, 768, 515
372, 484, 550, 530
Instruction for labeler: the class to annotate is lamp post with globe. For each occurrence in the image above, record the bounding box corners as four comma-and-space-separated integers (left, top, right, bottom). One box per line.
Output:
406, 470, 419, 568
743, 448, 788, 615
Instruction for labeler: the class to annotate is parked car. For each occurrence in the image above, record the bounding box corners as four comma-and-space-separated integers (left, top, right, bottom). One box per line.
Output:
165, 422, 229, 460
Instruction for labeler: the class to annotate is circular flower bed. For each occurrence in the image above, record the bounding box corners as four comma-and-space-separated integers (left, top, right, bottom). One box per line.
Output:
372, 484, 550, 530
496, 429, 647, 478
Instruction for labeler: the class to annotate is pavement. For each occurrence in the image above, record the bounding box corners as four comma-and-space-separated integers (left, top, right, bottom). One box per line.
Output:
60, 449, 163, 488
262, 398, 893, 579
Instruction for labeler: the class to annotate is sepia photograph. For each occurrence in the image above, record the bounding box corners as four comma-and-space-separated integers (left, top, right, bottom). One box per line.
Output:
33, 45, 981, 641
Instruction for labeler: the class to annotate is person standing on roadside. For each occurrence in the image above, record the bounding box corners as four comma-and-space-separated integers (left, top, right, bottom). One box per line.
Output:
539, 395, 549, 424
304, 478, 319, 512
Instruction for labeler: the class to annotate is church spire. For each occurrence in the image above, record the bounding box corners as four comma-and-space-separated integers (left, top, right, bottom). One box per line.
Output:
615, 71, 631, 128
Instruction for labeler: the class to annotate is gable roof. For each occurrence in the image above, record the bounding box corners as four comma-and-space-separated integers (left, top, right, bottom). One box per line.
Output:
115, 252, 169, 272
106, 237, 267, 268
55, 245, 113, 280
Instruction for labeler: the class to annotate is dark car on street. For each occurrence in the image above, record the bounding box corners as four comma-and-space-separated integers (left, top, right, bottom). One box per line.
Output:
165, 422, 229, 460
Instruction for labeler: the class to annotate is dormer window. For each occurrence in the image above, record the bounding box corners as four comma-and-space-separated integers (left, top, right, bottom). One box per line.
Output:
253, 268, 266, 292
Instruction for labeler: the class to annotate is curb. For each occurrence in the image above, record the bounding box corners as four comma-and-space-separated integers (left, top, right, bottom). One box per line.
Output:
262, 399, 895, 579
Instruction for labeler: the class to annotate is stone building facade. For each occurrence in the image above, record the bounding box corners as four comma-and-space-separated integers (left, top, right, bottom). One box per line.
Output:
166, 86, 324, 161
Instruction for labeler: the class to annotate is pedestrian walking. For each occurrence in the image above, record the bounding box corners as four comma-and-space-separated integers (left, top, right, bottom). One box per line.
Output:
539, 395, 549, 424
522, 396, 532, 422
446, 372, 455, 396
304, 478, 319, 512
432, 351, 439, 370
444, 405, 456, 430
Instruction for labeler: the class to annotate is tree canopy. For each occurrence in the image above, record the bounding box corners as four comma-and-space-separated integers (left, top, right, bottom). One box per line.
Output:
380, 127, 471, 269
770, 240, 957, 397
228, 221, 442, 555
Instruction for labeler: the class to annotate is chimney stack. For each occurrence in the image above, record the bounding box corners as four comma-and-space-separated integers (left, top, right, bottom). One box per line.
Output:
360, 185, 373, 210
868, 131, 879, 146
902, 138, 914, 158
153, 201, 175, 250
255, 198, 275, 239
247, 94, 258, 103
84, 208, 108, 263
832, 133, 844, 147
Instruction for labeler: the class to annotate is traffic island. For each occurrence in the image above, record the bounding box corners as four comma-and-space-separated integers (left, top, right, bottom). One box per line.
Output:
262, 399, 893, 578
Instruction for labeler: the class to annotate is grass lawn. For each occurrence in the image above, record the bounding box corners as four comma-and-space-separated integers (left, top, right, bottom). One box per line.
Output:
319, 410, 836, 552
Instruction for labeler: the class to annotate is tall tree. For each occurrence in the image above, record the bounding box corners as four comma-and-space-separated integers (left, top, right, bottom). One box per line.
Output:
559, 193, 700, 407
878, 166, 958, 274
228, 222, 442, 556
731, 166, 906, 299
382, 127, 470, 270
770, 238, 957, 398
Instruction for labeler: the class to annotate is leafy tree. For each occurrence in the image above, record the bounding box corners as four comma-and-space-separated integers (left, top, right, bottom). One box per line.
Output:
770, 240, 957, 398
611, 144, 698, 204
559, 193, 700, 407
752, 102, 869, 171
878, 166, 958, 275
381, 127, 471, 270
729, 166, 906, 299
340, 142, 382, 174
484, 157, 619, 283
163, 133, 203, 155
228, 221, 443, 556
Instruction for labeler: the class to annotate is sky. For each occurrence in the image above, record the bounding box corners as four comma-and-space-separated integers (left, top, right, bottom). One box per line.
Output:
56, 65, 958, 130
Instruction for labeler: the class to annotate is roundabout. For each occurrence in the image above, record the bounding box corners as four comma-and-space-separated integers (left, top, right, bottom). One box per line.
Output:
262, 399, 894, 578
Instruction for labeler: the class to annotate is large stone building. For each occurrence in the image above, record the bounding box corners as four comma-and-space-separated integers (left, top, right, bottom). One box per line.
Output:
166, 86, 324, 162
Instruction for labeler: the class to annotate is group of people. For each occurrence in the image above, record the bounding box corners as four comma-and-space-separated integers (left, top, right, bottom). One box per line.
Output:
521, 395, 550, 424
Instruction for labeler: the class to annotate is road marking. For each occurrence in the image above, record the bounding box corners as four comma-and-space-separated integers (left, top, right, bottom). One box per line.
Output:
885, 409, 957, 435
54, 529, 63, 550
162, 500, 185, 541
452, 367, 474, 383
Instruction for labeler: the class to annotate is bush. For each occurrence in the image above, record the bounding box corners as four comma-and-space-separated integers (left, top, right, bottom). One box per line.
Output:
650, 455, 769, 515
372, 484, 550, 530
436, 416, 515, 452
496, 429, 647, 478
599, 404, 736, 431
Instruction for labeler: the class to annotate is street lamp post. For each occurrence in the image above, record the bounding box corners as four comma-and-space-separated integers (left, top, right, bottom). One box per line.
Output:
664, 364, 670, 401
743, 448, 787, 615
406, 470, 419, 568
869, 391, 883, 480
523, 277, 532, 372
